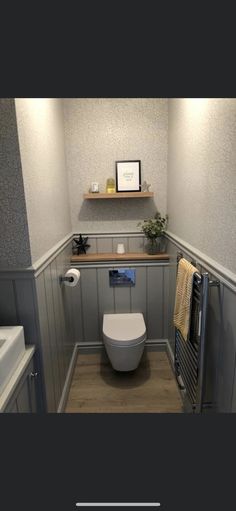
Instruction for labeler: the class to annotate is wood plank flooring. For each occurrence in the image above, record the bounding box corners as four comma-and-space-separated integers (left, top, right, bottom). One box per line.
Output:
65, 350, 183, 413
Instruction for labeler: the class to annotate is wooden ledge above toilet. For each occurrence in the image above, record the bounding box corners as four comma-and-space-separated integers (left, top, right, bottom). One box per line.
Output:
71, 252, 170, 262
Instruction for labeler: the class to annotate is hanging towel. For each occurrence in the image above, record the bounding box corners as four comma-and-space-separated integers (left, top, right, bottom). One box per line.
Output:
173, 258, 198, 341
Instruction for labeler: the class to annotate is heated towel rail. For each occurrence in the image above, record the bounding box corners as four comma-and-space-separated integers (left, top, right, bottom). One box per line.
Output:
174, 252, 219, 413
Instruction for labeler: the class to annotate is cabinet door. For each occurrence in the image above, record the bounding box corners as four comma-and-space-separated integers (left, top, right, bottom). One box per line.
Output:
16, 378, 31, 412
3, 357, 38, 413
16, 358, 38, 413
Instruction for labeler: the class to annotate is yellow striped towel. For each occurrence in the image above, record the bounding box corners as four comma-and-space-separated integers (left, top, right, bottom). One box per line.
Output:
173, 258, 198, 341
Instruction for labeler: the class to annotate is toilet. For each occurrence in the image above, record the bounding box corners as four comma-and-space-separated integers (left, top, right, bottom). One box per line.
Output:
103, 313, 147, 371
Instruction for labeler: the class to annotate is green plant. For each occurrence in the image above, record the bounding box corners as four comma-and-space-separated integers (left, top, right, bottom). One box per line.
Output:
138, 210, 168, 239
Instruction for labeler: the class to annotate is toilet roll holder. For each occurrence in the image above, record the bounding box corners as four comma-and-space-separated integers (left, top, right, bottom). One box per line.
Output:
59, 275, 74, 284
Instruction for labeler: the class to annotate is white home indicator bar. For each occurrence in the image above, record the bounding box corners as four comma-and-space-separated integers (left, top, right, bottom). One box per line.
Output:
76, 504, 161, 507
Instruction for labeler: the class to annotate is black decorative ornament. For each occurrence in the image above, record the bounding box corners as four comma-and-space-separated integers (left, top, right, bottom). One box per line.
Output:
72, 234, 90, 255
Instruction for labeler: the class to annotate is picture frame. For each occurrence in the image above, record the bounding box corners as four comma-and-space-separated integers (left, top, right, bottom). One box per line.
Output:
116, 160, 141, 192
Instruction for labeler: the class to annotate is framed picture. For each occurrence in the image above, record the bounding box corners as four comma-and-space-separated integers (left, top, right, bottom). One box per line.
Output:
116, 160, 141, 192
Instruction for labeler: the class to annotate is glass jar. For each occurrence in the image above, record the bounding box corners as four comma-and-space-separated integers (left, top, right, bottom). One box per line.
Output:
106, 178, 116, 193
145, 237, 162, 255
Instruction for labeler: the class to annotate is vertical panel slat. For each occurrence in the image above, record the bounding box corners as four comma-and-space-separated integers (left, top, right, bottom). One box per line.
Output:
80, 268, 99, 341
35, 273, 56, 412
147, 266, 163, 339
130, 267, 147, 322
70, 278, 84, 342
55, 250, 70, 376
14, 279, 38, 346
50, 259, 66, 390
0, 280, 18, 325
97, 267, 115, 340
219, 285, 236, 412
64, 244, 76, 362
167, 262, 177, 351
114, 286, 131, 313
128, 237, 144, 253
203, 276, 223, 407
43, 264, 61, 405
163, 266, 169, 339
97, 238, 113, 253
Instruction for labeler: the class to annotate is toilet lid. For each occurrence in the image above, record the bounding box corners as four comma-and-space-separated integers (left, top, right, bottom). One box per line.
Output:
103, 313, 146, 344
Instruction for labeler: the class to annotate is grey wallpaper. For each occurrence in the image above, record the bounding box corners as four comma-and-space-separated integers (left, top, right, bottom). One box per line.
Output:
15, 99, 72, 265
0, 99, 31, 268
63, 98, 168, 233
167, 98, 236, 275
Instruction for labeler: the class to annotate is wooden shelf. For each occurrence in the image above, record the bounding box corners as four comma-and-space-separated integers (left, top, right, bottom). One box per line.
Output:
71, 252, 169, 262
83, 192, 154, 199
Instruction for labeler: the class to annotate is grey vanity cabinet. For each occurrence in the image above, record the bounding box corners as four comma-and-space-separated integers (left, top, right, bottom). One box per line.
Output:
3, 357, 38, 413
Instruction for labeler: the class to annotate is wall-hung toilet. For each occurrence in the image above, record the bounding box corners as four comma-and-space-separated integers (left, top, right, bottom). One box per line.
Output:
103, 313, 147, 371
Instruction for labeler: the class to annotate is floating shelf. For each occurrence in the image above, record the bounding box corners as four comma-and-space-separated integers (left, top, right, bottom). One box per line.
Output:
71, 252, 169, 262
83, 192, 154, 199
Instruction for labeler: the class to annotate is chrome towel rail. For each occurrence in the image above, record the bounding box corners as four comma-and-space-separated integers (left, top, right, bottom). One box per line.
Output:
175, 251, 219, 413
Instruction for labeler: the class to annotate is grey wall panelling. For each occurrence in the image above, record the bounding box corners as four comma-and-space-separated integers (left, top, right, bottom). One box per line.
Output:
203, 270, 224, 410
97, 268, 115, 340
167, 263, 177, 351
97, 238, 113, 253
34, 241, 76, 412
71, 278, 84, 342
55, 245, 73, 372
163, 267, 170, 339
0, 238, 76, 413
14, 279, 39, 346
80, 234, 145, 256
131, 267, 147, 322
0, 275, 45, 411
80, 268, 99, 342
72, 262, 168, 343
219, 286, 236, 412
166, 236, 236, 413
43, 265, 61, 406
147, 267, 164, 339
35, 272, 57, 412
114, 285, 131, 314
50, 259, 67, 391
0, 280, 18, 324
86, 237, 97, 253
128, 237, 145, 253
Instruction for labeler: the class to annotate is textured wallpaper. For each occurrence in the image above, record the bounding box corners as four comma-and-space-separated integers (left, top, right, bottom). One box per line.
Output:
168, 98, 236, 274
15, 99, 72, 264
0, 99, 31, 268
63, 98, 168, 233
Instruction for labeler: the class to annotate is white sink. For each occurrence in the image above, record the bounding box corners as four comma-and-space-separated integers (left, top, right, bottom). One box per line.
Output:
0, 326, 26, 394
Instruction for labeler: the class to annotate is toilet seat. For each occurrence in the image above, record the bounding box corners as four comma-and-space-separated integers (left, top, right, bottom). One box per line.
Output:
103, 313, 146, 347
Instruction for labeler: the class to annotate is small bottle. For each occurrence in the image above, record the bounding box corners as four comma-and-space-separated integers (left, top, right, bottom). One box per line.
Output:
91, 182, 99, 193
106, 178, 116, 193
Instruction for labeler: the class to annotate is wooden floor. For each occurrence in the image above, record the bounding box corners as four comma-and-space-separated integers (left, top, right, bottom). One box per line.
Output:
65, 350, 183, 413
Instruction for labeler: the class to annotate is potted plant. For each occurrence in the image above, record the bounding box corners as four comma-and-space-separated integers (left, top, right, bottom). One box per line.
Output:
138, 210, 168, 254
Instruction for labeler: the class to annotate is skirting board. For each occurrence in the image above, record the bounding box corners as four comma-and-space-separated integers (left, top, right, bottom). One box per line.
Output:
77, 339, 168, 354
57, 344, 79, 413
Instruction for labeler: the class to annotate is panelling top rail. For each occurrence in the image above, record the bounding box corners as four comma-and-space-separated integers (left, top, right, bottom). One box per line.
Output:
176, 251, 220, 287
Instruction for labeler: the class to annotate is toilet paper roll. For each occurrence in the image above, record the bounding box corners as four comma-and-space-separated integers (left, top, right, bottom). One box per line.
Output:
64, 268, 80, 287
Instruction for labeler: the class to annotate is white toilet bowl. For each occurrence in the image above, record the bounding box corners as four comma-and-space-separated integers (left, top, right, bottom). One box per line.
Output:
103, 313, 147, 371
